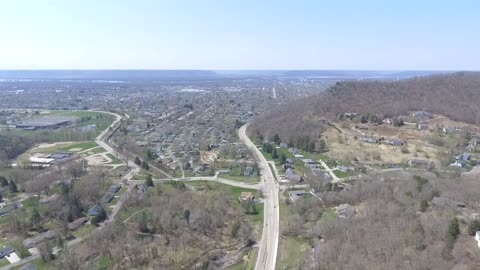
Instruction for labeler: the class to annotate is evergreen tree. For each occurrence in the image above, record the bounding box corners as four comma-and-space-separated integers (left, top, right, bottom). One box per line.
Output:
31, 207, 41, 229
272, 148, 278, 159
134, 156, 141, 166
184, 209, 191, 224
307, 141, 315, 152
138, 211, 149, 233
448, 218, 460, 240
141, 161, 150, 171
92, 207, 107, 225
468, 219, 480, 236
146, 149, 157, 160
9, 180, 17, 193
419, 200, 428, 212
145, 174, 154, 187
318, 139, 326, 152
279, 152, 286, 164
0, 176, 8, 187
273, 134, 281, 145
288, 139, 294, 148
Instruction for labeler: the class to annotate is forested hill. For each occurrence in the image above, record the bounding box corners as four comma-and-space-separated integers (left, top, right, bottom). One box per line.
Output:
251, 72, 480, 141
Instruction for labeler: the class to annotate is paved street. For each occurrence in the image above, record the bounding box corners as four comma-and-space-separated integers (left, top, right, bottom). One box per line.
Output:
239, 124, 279, 270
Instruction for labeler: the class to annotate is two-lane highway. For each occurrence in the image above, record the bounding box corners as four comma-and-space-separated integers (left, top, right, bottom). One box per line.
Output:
239, 124, 279, 270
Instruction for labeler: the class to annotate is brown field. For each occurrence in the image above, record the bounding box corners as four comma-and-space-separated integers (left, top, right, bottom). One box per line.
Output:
323, 119, 472, 165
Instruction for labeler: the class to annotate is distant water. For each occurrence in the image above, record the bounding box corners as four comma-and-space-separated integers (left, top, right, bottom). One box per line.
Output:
0, 70, 452, 82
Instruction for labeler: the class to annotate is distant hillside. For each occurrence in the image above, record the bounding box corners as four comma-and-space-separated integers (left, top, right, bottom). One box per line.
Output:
251, 72, 480, 141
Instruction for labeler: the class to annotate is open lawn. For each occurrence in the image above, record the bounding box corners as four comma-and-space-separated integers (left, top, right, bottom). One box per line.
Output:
332, 169, 349, 178
174, 181, 263, 223
0, 258, 10, 267
58, 111, 115, 135
32, 141, 98, 154
11, 258, 49, 270
72, 223, 95, 239
84, 146, 108, 155
93, 255, 113, 270
321, 208, 337, 224
227, 248, 258, 270
220, 174, 261, 183
106, 153, 122, 164
276, 236, 309, 269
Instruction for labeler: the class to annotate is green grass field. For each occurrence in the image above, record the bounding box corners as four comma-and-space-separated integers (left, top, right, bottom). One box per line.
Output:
227, 248, 257, 270
332, 169, 348, 178
106, 153, 122, 164
84, 146, 108, 155
220, 174, 261, 183
71, 223, 95, 239
173, 181, 263, 223
11, 258, 49, 270
276, 236, 309, 269
33, 141, 98, 154
0, 258, 10, 267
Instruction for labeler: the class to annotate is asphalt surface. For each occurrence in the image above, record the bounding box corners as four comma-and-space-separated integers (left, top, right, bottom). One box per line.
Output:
239, 124, 279, 270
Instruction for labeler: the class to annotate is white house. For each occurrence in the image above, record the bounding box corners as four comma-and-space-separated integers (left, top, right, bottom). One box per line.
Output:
476, 231, 480, 248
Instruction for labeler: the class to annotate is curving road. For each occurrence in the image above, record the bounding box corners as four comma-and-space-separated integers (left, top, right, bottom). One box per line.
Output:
133, 173, 262, 190
239, 124, 279, 270
1, 110, 138, 270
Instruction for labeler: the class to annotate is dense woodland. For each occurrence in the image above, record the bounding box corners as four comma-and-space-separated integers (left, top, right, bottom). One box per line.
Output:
282, 171, 480, 269
252, 72, 480, 142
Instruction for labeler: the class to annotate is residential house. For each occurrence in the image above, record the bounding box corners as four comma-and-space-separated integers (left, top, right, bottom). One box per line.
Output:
108, 184, 121, 193
417, 123, 429, 131
0, 247, 14, 259
68, 217, 89, 231
411, 111, 432, 119
294, 154, 304, 160
457, 153, 471, 161
443, 127, 461, 134
359, 136, 379, 144
279, 143, 288, 148
355, 125, 369, 130
288, 190, 308, 202
451, 160, 466, 168
23, 230, 57, 248
336, 204, 356, 220
408, 159, 430, 167
194, 166, 205, 173
383, 138, 405, 146
19, 263, 37, 270
0, 204, 17, 217
311, 168, 331, 180
218, 169, 230, 175
336, 165, 353, 173
468, 138, 479, 151
239, 192, 254, 202
303, 159, 316, 166
244, 166, 254, 176
101, 192, 115, 204
285, 168, 295, 176
286, 173, 303, 182
288, 148, 300, 155
382, 118, 393, 125
88, 204, 102, 216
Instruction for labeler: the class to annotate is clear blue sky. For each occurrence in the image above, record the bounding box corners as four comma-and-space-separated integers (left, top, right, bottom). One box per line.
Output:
0, 0, 479, 70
